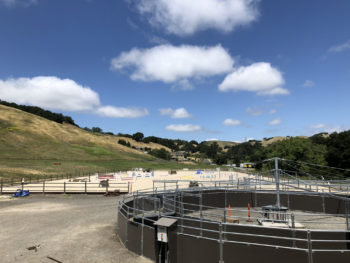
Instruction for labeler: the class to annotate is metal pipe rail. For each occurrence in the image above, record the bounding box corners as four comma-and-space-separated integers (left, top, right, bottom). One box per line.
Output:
1, 182, 129, 194
119, 199, 350, 253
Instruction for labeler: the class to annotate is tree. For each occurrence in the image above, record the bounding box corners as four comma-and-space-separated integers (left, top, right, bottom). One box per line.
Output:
310, 133, 329, 145
265, 137, 327, 173
0, 100, 77, 126
326, 131, 350, 171
182, 141, 198, 153
226, 141, 264, 165
149, 148, 170, 160
214, 154, 228, 165
132, 132, 144, 142
117, 133, 132, 138
143, 136, 179, 150
92, 127, 103, 133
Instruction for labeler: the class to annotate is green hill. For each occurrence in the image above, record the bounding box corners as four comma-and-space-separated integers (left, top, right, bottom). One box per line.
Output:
203, 140, 239, 149
0, 105, 198, 180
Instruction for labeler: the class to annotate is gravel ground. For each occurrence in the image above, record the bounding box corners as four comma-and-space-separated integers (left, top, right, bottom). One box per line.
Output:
0, 194, 152, 263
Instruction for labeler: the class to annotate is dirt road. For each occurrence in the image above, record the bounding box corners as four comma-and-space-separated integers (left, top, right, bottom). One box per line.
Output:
0, 194, 151, 263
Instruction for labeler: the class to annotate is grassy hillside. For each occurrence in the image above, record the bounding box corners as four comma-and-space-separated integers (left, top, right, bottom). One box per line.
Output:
205, 136, 309, 148
261, 136, 308, 146
0, 105, 203, 180
115, 136, 172, 152
203, 140, 239, 149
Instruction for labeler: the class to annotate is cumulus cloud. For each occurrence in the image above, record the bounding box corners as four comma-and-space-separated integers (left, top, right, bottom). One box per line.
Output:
328, 40, 350, 53
269, 118, 281, 125
111, 44, 234, 84
222, 118, 242, 126
302, 80, 315, 87
0, 76, 149, 119
165, 124, 202, 132
96, 106, 149, 118
135, 0, 260, 36
159, 107, 192, 119
219, 62, 288, 95
0, 76, 100, 112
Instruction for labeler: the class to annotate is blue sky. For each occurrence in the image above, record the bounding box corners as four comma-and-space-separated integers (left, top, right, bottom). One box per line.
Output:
0, 0, 349, 142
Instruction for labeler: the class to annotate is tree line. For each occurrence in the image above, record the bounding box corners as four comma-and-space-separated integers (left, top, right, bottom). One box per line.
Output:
114, 130, 350, 176
0, 100, 77, 126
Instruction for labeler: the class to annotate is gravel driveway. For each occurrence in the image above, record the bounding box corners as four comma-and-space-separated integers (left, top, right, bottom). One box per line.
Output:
0, 194, 152, 263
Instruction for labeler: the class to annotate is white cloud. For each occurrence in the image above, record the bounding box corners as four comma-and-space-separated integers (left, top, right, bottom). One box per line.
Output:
171, 79, 194, 91
111, 44, 234, 84
159, 107, 192, 119
0, 76, 100, 112
205, 138, 219, 141
329, 40, 350, 53
246, 107, 262, 116
222, 118, 242, 126
0, 76, 149, 119
0, 0, 37, 7
219, 62, 288, 95
135, 0, 260, 36
308, 124, 346, 134
269, 109, 277, 114
96, 106, 149, 118
269, 118, 281, 125
302, 80, 315, 87
165, 124, 202, 132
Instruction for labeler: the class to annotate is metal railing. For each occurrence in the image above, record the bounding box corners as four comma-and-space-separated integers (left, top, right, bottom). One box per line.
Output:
1, 181, 129, 194
118, 177, 350, 262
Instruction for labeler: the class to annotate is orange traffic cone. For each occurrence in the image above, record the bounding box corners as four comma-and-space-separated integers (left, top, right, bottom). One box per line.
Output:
247, 203, 251, 222
228, 204, 231, 217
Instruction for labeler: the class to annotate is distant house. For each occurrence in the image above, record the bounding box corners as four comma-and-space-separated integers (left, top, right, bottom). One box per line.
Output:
170, 151, 187, 161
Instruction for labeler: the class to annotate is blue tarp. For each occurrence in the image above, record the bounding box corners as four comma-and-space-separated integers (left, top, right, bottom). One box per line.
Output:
12, 189, 30, 197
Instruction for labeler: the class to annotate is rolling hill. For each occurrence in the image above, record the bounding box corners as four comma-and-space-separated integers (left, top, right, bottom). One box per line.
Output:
203, 140, 239, 149
205, 136, 309, 149
0, 105, 192, 180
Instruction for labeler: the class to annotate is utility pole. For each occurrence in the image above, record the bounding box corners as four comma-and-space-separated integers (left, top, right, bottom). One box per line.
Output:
275, 157, 281, 208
